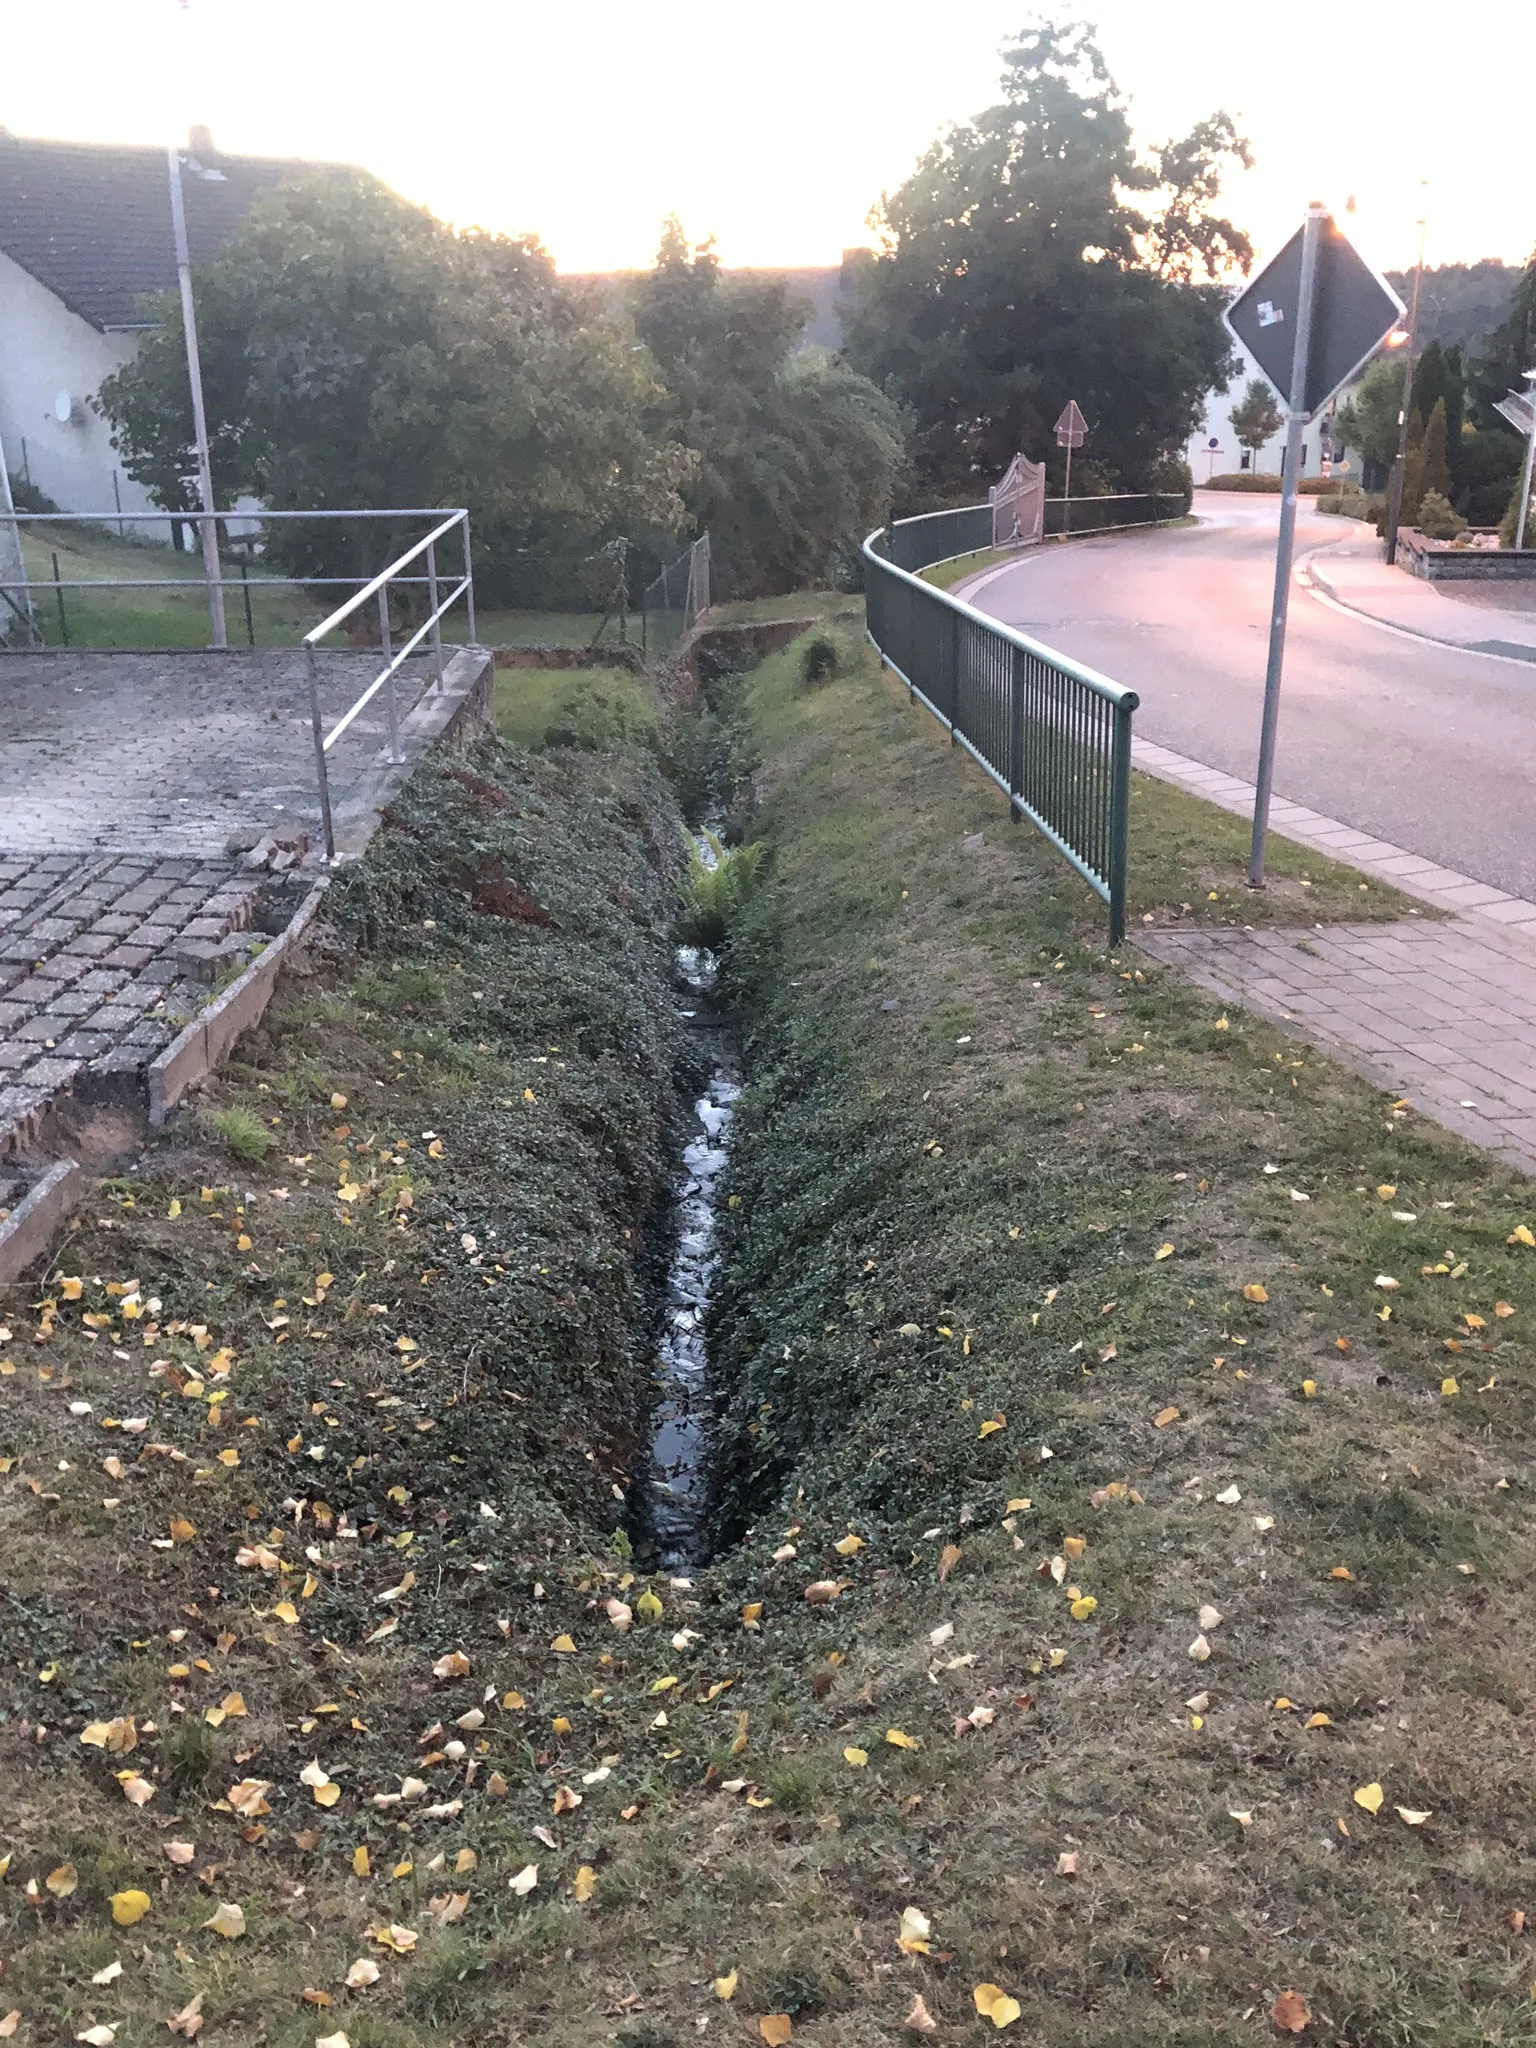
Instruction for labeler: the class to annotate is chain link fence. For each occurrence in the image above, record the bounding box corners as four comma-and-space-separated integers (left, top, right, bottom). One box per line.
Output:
642, 534, 711, 662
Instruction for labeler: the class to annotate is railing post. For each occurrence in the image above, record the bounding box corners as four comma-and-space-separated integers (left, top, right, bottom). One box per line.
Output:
944, 607, 958, 740
305, 643, 337, 863
462, 513, 477, 644
378, 586, 403, 764
52, 551, 68, 647
1108, 697, 1133, 946
1008, 645, 1024, 821
426, 540, 444, 687
240, 555, 255, 648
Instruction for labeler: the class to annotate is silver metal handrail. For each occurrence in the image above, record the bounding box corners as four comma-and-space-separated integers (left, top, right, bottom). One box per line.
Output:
301, 509, 475, 862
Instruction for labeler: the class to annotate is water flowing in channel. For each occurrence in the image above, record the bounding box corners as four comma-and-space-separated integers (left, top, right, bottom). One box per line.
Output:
648, 843, 739, 1566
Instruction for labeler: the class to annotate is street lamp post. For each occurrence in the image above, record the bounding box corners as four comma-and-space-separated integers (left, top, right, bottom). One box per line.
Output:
1383, 185, 1428, 568
166, 143, 227, 649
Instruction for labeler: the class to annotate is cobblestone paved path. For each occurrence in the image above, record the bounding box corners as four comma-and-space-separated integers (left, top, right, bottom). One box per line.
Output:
0, 852, 263, 1141
0, 649, 431, 855
0, 647, 435, 1162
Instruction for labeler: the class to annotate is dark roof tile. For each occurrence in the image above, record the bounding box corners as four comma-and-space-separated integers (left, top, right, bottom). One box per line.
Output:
0, 132, 352, 331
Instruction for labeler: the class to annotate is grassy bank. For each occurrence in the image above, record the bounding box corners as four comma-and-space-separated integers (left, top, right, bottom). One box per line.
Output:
696, 629, 1536, 2044
3, 623, 1533, 2048
0, 737, 692, 2044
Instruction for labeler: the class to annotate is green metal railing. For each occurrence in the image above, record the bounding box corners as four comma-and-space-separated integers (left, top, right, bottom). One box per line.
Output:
863, 518, 1138, 943
1045, 489, 1188, 538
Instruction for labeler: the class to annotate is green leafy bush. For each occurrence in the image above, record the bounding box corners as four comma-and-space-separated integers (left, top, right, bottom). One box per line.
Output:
1500, 480, 1536, 549
799, 634, 841, 688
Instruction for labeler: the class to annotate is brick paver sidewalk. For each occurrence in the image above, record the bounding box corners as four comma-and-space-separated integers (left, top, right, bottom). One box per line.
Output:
0, 853, 264, 1159
1134, 738, 1536, 1171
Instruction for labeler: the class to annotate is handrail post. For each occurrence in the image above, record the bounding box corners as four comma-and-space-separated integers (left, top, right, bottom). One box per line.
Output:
1108, 698, 1133, 946
305, 643, 337, 863
462, 513, 477, 644
378, 585, 402, 764
1008, 645, 1024, 821
426, 540, 444, 687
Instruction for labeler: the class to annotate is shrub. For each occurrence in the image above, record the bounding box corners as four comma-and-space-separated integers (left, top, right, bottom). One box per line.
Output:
677, 831, 763, 951
799, 634, 841, 688
205, 1105, 273, 1163
1416, 490, 1467, 541
1500, 479, 1536, 549
1203, 473, 1281, 493
1317, 484, 1368, 519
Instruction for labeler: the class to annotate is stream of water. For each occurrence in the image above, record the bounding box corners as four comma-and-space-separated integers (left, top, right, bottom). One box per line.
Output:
647, 858, 740, 1567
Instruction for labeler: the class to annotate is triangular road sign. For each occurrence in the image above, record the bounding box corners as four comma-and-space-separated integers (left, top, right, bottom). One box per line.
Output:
1054, 400, 1088, 448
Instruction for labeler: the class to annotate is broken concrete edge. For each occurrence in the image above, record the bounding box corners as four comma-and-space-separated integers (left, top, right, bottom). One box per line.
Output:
147, 878, 330, 1128
0, 1156, 85, 1286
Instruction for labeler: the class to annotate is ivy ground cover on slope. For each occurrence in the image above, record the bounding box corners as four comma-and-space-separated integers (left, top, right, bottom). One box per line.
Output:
0, 638, 1534, 2047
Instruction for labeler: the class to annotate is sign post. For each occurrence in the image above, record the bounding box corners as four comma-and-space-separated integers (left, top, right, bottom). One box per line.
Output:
1225, 208, 1404, 887
1055, 400, 1087, 535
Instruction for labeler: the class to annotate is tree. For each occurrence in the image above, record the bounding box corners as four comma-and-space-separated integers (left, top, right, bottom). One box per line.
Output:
842, 21, 1251, 501
1229, 379, 1283, 470
1473, 246, 1536, 428
1409, 342, 1464, 482
1335, 354, 1403, 488
98, 175, 694, 607
630, 224, 906, 596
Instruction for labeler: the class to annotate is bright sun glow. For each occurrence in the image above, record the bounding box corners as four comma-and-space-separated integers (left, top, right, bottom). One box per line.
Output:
2, 0, 1533, 276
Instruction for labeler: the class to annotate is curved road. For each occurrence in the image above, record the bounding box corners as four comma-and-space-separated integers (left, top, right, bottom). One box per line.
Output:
962, 495, 1536, 899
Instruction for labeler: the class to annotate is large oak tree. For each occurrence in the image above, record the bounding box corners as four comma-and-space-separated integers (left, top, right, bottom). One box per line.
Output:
844, 21, 1252, 503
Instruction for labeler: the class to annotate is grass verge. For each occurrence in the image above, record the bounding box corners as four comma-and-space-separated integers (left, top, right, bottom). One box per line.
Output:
494, 666, 659, 752
696, 628, 1536, 2045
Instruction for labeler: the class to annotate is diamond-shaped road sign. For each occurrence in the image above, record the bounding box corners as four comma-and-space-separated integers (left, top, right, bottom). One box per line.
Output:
1054, 400, 1087, 448
1225, 216, 1404, 420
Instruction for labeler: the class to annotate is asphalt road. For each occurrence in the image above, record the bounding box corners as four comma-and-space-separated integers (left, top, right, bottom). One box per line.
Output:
962, 494, 1536, 899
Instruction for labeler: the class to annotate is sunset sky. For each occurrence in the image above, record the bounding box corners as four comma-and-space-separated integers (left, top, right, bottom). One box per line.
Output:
4, 0, 1533, 282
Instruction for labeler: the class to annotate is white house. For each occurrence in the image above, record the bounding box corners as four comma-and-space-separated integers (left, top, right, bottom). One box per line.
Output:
0, 128, 342, 520
1186, 333, 1352, 484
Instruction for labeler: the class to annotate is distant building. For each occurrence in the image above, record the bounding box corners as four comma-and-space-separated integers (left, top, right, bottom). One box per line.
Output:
0, 128, 347, 518
1187, 333, 1342, 485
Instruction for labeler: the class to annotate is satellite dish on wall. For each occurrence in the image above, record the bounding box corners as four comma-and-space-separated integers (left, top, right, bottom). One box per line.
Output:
53, 389, 76, 425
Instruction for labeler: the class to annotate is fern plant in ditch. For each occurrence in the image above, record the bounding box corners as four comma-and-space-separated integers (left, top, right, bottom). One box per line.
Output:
676, 832, 763, 952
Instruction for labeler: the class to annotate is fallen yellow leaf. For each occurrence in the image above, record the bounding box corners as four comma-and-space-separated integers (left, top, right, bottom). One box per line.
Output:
760, 2019, 793, 2046
843, 1746, 869, 1767
973, 1983, 1022, 2029
110, 1888, 151, 1925
1153, 1406, 1180, 1428
714, 1969, 738, 2001
1353, 1782, 1384, 1816
885, 1728, 920, 1750
203, 1901, 246, 1938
